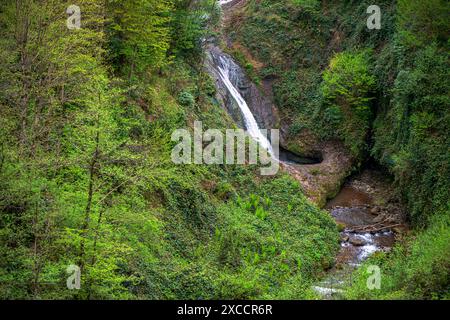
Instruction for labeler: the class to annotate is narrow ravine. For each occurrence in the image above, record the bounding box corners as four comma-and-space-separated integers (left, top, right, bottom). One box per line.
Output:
313, 169, 406, 299
211, 0, 407, 300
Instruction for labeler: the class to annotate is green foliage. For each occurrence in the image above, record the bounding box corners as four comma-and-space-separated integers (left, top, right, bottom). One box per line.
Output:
169, 0, 217, 56
320, 50, 376, 155
322, 51, 375, 111
0, 0, 340, 299
177, 90, 195, 108
372, 41, 450, 227
211, 175, 339, 299
108, 0, 173, 78
1, 0, 448, 301
290, 0, 319, 12
397, 0, 450, 46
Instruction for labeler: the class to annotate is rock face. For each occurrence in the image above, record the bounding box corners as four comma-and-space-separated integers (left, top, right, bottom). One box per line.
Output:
284, 140, 354, 207
204, 42, 280, 132
204, 42, 245, 128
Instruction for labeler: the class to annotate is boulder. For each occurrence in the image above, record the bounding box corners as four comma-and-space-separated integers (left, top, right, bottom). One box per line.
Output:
349, 237, 366, 246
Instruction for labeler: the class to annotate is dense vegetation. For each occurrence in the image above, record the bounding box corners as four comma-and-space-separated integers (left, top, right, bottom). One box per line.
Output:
0, 0, 340, 299
0, 0, 448, 301
227, 0, 449, 299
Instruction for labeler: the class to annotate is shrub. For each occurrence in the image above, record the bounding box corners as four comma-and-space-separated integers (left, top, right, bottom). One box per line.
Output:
177, 90, 195, 108
320, 50, 376, 155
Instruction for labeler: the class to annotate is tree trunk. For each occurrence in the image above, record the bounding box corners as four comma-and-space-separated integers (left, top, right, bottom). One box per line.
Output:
79, 128, 100, 273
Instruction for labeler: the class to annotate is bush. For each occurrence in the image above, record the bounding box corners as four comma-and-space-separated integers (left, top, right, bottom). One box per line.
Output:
177, 90, 195, 108
319, 50, 376, 155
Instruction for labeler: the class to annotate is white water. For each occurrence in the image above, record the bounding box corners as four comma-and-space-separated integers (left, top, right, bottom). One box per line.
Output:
219, 0, 234, 4
216, 55, 274, 155
216, 0, 275, 156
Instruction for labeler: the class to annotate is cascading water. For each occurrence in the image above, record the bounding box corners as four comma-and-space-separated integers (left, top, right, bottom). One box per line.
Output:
215, 55, 274, 155
207, 1, 320, 163
209, 0, 325, 165
218, 0, 235, 5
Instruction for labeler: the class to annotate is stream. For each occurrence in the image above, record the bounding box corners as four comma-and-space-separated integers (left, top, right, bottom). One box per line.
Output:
313, 173, 397, 299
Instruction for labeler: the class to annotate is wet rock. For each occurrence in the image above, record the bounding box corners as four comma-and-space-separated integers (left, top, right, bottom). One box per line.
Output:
369, 207, 379, 215
349, 237, 366, 246
337, 222, 346, 232
205, 45, 262, 128
341, 234, 349, 242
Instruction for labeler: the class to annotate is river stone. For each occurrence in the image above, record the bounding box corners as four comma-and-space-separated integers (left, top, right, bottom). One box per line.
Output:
349, 237, 366, 246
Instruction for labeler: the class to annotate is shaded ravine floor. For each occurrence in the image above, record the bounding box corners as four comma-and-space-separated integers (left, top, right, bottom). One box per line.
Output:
313, 169, 407, 299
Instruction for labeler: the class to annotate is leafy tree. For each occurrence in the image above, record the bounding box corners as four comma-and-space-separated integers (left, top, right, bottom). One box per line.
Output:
397, 0, 450, 46
320, 50, 376, 155
169, 0, 215, 56
107, 0, 173, 79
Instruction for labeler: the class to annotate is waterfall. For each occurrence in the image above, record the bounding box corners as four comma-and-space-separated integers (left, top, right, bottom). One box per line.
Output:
218, 0, 235, 5
208, 0, 274, 157
215, 50, 274, 155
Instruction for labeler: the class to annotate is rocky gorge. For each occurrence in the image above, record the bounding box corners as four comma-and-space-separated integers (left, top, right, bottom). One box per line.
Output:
207, 0, 409, 299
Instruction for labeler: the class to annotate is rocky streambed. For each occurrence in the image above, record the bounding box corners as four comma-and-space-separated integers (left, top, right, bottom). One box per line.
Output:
313, 169, 407, 299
